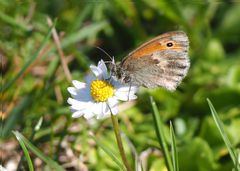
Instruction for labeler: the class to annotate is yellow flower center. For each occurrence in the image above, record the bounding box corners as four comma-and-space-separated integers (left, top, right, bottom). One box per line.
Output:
90, 80, 114, 102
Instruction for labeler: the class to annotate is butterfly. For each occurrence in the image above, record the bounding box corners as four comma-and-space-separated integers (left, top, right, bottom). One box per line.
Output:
111, 31, 190, 91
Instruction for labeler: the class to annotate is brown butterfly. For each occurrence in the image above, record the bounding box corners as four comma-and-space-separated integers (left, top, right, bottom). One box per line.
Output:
111, 31, 190, 91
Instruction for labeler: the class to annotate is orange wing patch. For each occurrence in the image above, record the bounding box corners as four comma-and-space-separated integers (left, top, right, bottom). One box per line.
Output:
130, 41, 183, 59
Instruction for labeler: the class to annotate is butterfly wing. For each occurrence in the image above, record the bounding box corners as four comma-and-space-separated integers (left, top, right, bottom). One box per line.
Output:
120, 31, 190, 91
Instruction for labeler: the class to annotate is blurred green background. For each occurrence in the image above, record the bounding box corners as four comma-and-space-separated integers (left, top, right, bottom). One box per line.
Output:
1, 0, 240, 171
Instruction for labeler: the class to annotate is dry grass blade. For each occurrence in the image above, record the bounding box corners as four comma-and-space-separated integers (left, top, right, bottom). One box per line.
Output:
47, 17, 72, 82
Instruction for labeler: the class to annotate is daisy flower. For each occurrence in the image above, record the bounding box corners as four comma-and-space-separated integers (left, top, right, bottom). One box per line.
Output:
67, 60, 138, 120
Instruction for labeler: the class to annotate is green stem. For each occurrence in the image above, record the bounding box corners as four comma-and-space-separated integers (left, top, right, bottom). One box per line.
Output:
111, 114, 132, 171
150, 97, 173, 171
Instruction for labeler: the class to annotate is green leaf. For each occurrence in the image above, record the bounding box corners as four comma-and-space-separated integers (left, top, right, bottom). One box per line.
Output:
13, 131, 34, 171
150, 96, 173, 171
12, 131, 65, 171
207, 98, 240, 170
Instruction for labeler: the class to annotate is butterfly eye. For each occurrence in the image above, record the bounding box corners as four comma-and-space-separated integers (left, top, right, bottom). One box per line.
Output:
166, 42, 173, 47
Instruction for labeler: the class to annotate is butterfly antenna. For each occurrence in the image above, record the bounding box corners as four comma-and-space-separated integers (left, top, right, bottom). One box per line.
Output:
96, 46, 113, 61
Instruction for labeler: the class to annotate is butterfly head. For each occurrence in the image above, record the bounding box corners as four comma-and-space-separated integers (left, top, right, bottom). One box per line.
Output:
109, 58, 131, 84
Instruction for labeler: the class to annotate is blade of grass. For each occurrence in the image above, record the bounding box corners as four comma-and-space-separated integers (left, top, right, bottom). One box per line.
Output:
91, 134, 127, 171
2, 20, 56, 92
47, 17, 72, 82
150, 96, 173, 171
16, 117, 43, 171
170, 121, 179, 171
12, 131, 65, 171
13, 131, 34, 171
207, 98, 240, 170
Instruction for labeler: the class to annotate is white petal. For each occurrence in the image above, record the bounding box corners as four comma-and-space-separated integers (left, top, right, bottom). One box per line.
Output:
110, 106, 118, 115
67, 98, 91, 110
128, 94, 138, 100
116, 86, 138, 93
101, 102, 108, 114
114, 91, 129, 101
98, 60, 109, 79
85, 75, 96, 84
129, 86, 138, 92
97, 102, 109, 119
92, 103, 102, 115
108, 97, 118, 108
114, 85, 138, 101
72, 80, 86, 89
72, 110, 84, 118
71, 87, 92, 102
67, 87, 77, 96
92, 102, 108, 119
101, 102, 107, 114
90, 65, 102, 78
83, 110, 95, 120
67, 97, 83, 105
114, 91, 137, 101
69, 105, 85, 112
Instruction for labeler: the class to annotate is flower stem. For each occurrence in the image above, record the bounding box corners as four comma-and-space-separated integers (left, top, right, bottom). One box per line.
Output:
111, 114, 132, 171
